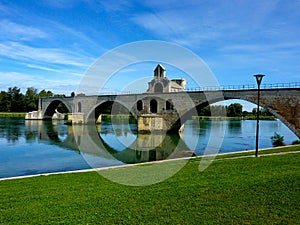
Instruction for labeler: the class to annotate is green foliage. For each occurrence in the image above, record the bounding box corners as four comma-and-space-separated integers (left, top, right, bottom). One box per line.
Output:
271, 132, 285, 147
57, 102, 69, 113
252, 107, 273, 116
0, 91, 9, 111
226, 103, 243, 117
0, 87, 73, 112
292, 140, 300, 145
25, 87, 38, 111
0, 151, 299, 224
7, 87, 25, 112
199, 103, 243, 117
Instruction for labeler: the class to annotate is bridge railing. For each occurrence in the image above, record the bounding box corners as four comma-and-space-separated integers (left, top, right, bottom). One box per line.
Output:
93, 82, 300, 95
185, 82, 300, 92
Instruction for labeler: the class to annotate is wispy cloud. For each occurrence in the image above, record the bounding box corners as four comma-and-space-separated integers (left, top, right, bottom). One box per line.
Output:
0, 42, 94, 67
0, 71, 80, 94
40, 0, 82, 8
131, 9, 229, 47
0, 19, 47, 41
87, 0, 133, 12
25, 64, 83, 77
132, 0, 287, 47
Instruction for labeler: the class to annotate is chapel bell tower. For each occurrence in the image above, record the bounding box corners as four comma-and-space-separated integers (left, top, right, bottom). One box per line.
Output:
154, 64, 166, 79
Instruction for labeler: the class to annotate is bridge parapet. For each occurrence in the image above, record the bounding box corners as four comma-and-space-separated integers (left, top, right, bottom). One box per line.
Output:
185, 82, 300, 92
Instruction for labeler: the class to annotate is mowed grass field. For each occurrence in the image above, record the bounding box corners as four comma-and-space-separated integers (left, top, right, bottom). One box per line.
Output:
1, 146, 299, 224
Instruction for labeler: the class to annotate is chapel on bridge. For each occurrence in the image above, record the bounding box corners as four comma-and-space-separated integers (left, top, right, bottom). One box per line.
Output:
147, 64, 186, 93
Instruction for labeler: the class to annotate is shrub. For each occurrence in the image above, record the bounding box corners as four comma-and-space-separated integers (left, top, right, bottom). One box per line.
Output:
271, 132, 285, 147
292, 140, 300, 145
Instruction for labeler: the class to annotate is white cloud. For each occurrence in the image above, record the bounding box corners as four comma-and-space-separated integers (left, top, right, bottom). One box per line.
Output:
0, 42, 94, 67
25, 64, 83, 77
87, 0, 132, 12
0, 19, 47, 41
0, 71, 80, 94
131, 0, 287, 47
40, 0, 81, 8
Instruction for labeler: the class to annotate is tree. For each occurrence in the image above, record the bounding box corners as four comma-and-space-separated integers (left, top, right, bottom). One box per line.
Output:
25, 87, 38, 111
199, 105, 211, 116
226, 103, 243, 117
271, 132, 285, 147
0, 91, 9, 111
7, 87, 25, 112
261, 108, 273, 116
38, 90, 53, 98
57, 103, 69, 113
0, 86, 70, 112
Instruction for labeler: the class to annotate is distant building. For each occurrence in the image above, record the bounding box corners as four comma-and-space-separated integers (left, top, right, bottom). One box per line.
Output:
147, 64, 187, 93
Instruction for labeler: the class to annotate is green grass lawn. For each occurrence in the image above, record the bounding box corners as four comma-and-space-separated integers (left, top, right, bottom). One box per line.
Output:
215, 144, 300, 159
1, 150, 299, 224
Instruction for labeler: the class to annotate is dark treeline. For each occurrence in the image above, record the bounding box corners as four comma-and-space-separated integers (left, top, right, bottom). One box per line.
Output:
0, 86, 74, 112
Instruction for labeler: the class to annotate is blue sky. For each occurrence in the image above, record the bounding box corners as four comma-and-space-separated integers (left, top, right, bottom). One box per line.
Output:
0, 0, 299, 106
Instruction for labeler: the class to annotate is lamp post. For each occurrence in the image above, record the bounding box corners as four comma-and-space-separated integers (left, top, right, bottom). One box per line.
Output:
254, 74, 265, 157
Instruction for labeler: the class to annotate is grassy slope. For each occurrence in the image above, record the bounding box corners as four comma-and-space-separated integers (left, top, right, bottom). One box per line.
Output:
0, 152, 299, 224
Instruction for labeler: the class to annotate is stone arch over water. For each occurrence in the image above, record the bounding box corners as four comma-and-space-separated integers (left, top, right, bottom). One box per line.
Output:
43, 99, 71, 119
86, 100, 137, 124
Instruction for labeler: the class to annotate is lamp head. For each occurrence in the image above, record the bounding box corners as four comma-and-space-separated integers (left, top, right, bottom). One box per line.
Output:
254, 74, 265, 86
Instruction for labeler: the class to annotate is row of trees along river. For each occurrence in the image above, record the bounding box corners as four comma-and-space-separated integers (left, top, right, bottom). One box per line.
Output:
0, 86, 274, 119
0, 86, 72, 113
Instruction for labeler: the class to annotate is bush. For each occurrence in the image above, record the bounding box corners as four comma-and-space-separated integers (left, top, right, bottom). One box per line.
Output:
271, 132, 285, 147
292, 140, 300, 145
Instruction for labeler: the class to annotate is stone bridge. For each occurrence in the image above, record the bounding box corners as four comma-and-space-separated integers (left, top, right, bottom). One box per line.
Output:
26, 87, 300, 137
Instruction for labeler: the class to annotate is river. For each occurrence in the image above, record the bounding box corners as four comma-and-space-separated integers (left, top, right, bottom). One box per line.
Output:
0, 117, 298, 178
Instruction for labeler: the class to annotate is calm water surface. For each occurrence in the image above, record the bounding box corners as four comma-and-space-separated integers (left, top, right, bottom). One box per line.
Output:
0, 118, 298, 178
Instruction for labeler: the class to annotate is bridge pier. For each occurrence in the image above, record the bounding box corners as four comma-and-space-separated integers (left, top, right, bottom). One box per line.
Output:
137, 112, 182, 134
67, 113, 85, 124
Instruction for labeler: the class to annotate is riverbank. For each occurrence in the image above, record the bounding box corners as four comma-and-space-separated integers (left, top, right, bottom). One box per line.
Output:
192, 115, 276, 120
0, 112, 276, 121
1, 145, 299, 224
0, 112, 26, 118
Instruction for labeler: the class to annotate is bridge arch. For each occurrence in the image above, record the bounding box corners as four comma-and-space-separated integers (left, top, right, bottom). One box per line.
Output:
176, 95, 300, 138
166, 99, 174, 111
150, 99, 158, 113
86, 99, 137, 124
137, 100, 143, 111
43, 99, 71, 119
221, 96, 299, 137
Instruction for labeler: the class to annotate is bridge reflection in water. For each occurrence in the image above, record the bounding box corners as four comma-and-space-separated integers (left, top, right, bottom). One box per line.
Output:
24, 119, 195, 166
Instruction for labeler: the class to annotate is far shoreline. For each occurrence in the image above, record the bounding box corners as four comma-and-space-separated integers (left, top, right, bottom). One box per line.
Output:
0, 112, 276, 121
